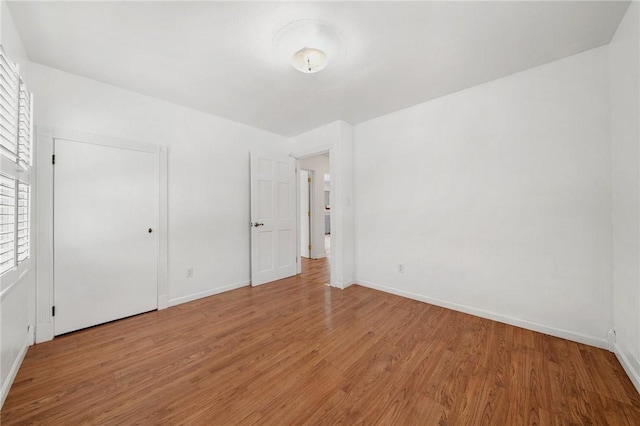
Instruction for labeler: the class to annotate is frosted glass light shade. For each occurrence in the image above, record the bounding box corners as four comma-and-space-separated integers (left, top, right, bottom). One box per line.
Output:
273, 20, 345, 74
291, 47, 328, 74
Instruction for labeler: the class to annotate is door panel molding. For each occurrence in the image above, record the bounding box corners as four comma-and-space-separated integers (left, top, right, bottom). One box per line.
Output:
250, 151, 296, 286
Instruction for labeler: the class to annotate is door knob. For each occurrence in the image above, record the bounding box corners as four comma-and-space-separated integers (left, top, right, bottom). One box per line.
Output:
253, 222, 264, 227
148, 228, 153, 233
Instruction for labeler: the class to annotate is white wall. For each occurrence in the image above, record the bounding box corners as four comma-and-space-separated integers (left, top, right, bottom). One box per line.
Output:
0, 0, 27, 68
610, 1, 640, 392
292, 121, 355, 288
0, 0, 35, 407
299, 155, 329, 259
27, 62, 291, 336
354, 46, 612, 348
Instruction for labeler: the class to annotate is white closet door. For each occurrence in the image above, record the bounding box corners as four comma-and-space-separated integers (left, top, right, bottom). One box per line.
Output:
54, 138, 158, 335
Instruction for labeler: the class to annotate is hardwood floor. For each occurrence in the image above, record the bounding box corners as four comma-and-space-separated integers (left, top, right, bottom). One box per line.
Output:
3, 258, 640, 425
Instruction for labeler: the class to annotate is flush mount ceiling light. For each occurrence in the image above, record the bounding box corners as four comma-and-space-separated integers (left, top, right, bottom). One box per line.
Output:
291, 47, 327, 74
273, 20, 346, 74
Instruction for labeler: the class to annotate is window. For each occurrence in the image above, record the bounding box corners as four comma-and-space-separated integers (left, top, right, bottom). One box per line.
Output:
0, 45, 32, 280
0, 173, 16, 275
17, 180, 30, 263
0, 46, 19, 162
18, 82, 32, 170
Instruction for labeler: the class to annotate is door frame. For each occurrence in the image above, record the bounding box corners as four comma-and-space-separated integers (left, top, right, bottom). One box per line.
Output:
299, 169, 313, 259
35, 127, 168, 343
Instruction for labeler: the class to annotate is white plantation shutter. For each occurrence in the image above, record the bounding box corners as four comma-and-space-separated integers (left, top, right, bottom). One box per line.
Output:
0, 45, 32, 279
0, 173, 16, 275
18, 81, 32, 169
0, 47, 19, 162
16, 181, 29, 263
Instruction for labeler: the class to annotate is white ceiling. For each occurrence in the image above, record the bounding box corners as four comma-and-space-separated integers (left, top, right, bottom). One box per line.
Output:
7, 1, 630, 137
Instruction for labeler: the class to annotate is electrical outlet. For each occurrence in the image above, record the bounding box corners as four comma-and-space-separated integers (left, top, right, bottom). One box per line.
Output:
398, 264, 405, 274
187, 267, 194, 278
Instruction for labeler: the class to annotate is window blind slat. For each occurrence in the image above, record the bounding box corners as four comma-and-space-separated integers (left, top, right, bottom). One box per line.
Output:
0, 171, 15, 275
0, 51, 17, 81
16, 181, 29, 264
0, 103, 17, 123
0, 88, 18, 111
17, 81, 31, 169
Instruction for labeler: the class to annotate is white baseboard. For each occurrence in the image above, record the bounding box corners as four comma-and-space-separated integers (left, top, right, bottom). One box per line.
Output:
356, 279, 608, 349
341, 279, 355, 289
168, 280, 250, 307
158, 294, 169, 310
612, 343, 640, 394
1, 333, 29, 409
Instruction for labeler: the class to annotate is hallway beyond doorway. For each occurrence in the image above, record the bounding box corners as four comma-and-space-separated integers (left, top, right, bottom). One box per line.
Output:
325, 235, 330, 258
301, 257, 330, 285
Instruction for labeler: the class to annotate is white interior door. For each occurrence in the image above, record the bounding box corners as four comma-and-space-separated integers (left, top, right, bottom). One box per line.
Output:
250, 152, 296, 286
300, 170, 311, 258
54, 138, 158, 335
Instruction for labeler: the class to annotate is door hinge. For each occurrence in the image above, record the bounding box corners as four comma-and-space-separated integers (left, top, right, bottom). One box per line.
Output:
308, 177, 311, 183
308, 245, 312, 251
307, 211, 311, 217
52, 306, 55, 317
52, 154, 55, 165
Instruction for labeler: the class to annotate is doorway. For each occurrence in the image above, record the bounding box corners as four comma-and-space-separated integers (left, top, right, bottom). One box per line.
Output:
297, 153, 331, 280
